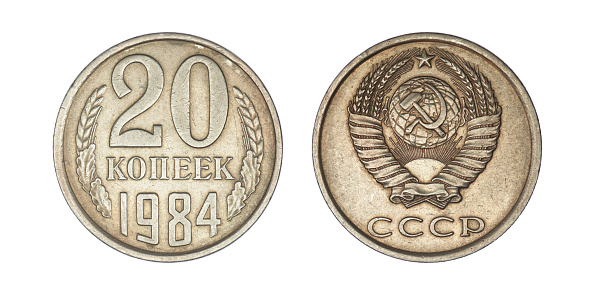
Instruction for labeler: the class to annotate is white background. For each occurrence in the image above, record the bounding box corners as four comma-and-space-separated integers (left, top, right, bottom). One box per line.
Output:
2, 1, 587, 294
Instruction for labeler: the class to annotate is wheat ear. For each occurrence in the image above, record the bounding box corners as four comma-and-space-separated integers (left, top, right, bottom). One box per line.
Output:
75, 85, 111, 218
227, 87, 265, 220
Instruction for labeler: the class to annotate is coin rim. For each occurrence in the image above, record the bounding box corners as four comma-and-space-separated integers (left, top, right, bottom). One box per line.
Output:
312, 33, 541, 262
54, 32, 283, 262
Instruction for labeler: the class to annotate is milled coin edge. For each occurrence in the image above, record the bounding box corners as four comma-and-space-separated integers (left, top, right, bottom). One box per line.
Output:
54, 32, 283, 262
312, 32, 541, 262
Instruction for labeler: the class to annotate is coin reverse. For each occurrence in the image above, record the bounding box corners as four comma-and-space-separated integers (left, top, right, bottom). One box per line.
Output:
54, 33, 282, 261
313, 33, 540, 262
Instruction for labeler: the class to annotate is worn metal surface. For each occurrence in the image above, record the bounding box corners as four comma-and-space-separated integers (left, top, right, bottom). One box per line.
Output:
313, 33, 541, 262
54, 33, 282, 261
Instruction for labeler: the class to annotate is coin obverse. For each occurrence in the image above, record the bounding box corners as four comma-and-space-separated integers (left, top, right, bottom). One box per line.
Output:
54, 33, 282, 261
313, 33, 541, 262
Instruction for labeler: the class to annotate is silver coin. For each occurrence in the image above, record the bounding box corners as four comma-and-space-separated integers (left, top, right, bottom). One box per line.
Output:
54, 33, 282, 261
313, 33, 541, 262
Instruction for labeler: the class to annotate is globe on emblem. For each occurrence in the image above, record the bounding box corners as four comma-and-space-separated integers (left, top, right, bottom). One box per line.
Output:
387, 77, 461, 148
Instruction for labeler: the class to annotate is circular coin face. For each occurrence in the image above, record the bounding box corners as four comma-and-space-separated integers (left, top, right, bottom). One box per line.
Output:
313, 33, 540, 262
54, 33, 282, 261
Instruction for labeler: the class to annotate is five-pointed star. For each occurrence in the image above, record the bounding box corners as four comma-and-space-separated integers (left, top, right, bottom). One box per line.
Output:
416, 49, 434, 68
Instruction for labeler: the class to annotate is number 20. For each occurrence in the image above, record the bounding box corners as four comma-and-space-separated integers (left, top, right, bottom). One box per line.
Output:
110, 54, 228, 148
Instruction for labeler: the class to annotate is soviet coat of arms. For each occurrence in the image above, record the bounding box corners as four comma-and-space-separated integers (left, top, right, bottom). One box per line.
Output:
348, 47, 501, 209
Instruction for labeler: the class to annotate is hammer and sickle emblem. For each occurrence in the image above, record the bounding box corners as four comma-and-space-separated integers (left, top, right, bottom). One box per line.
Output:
400, 83, 447, 137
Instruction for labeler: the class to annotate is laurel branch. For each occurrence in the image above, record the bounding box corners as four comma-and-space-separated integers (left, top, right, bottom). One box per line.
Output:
227, 87, 264, 221
75, 85, 112, 218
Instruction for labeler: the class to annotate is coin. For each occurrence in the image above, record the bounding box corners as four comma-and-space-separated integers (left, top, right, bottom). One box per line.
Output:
313, 33, 541, 262
54, 33, 282, 261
